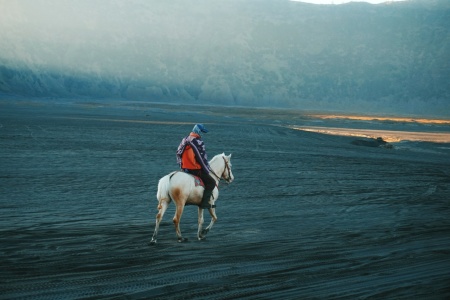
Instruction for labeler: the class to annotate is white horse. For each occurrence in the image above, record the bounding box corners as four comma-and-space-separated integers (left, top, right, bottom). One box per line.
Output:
150, 153, 234, 244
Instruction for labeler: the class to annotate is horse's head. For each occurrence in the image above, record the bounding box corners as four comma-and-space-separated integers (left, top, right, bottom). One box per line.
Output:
222, 153, 234, 183
210, 153, 234, 183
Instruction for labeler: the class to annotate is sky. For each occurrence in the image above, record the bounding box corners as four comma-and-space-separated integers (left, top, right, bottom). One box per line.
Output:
292, 0, 405, 4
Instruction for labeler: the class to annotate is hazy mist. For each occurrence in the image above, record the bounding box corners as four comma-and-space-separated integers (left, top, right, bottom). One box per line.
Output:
1, 0, 449, 117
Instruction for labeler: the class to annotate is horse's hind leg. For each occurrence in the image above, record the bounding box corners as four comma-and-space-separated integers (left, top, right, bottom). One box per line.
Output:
150, 200, 168, 245
173, 203, 188, 242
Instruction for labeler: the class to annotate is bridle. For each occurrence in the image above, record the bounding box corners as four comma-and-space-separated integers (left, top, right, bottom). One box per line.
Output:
210, 156, 232, 183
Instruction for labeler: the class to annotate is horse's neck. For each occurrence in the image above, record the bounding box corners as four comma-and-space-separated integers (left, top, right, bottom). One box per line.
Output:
210, 157, 224, 180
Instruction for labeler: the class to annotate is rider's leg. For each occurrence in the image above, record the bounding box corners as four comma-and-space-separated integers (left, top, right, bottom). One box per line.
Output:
199, 172, 216, 209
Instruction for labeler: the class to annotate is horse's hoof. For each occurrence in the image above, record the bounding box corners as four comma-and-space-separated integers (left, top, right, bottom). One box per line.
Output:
149, 239, 157, 245
201, 229, 209, 235
178, 237, 188, 243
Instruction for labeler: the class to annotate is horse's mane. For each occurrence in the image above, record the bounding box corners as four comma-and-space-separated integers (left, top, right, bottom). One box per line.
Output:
209, 153, 225, 164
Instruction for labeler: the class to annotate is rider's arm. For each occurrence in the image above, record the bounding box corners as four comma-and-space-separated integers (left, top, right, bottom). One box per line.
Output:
190, 139, 210, 174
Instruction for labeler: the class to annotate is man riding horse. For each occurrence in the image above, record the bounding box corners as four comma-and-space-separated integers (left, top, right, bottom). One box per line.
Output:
176, 124, 215, 209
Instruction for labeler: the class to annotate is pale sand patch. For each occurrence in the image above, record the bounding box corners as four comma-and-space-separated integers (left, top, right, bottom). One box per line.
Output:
291, 126, 450, 143
306, 114, 450, 125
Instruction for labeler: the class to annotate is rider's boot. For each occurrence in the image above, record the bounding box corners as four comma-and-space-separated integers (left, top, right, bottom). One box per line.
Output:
200, 189, 214, 209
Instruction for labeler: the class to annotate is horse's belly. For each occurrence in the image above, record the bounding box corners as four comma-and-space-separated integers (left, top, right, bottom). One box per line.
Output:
186, 186, 203, 205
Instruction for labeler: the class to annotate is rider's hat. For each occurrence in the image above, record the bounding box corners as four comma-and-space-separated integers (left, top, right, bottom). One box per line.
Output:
193, 124, 208, 135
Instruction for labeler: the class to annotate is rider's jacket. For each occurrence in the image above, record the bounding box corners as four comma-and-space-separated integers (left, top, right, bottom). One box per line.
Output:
176, 133, 210, 174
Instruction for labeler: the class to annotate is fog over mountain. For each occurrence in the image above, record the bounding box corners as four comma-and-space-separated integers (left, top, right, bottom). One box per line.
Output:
1, 0, 449, 116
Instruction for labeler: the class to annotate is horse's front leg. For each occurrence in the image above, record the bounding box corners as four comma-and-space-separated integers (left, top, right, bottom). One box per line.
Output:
198, 208, 217, 240
197, 207, 205, 240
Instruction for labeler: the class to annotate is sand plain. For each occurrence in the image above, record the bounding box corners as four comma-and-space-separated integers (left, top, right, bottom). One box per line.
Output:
1, 100, 449, 299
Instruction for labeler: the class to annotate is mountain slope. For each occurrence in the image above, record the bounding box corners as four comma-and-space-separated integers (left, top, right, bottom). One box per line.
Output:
0, 0, 449, 116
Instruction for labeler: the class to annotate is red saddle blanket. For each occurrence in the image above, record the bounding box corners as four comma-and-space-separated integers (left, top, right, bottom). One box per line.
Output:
193, 175, 205, 187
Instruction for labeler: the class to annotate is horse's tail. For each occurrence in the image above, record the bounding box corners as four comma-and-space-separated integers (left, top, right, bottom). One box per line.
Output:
156, 172, 176, 209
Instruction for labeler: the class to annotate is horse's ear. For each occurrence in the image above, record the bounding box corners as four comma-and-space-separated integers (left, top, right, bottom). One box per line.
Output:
228, 153, 232, 159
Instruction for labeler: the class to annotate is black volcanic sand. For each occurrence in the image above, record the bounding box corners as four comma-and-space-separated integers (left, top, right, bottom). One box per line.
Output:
1, 100, 450, 299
